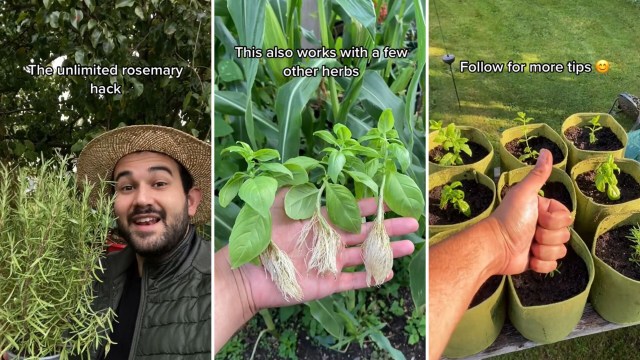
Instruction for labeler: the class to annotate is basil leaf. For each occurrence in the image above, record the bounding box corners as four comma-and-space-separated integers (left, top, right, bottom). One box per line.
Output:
284, 156, 320, 170
328, 151, 346, 183
218, 172, 246, 207
383, 172, 424, 219
259, 162, 293, 179
326, 183, 361, 234
229, 206, 271, 268
285, 183, 319, 220
253, 148, 281, 162
238, 176, 278, 217
377, 108, 394, 133
346, 171, 378, 196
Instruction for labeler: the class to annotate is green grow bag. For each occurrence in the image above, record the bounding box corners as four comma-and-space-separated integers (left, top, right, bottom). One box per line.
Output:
561, 113, 628, 171
499, 123, 568, 172
571, 157, 640, 246
497, 165, 577, 220
429, 126, 495, 176
590, 212, 640, 324
429, 167, 496, 237
430, 230, 506, 358
507, 229, 594, 344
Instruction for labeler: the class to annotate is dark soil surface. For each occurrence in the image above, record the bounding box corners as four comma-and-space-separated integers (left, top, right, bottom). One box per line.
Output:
595, 225, 640, 281
429, 179, 494, 225
564, 126, 624, 151
501, 181, 573, 211
469, 275, 502, 308
504, 136, 564, 165
237, 287, 425, 360
575, 170, 640, 205
512, 245, 589, 306
429, 141, 490, 165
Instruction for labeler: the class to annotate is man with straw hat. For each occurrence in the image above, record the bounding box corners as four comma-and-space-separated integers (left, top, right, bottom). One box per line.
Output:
76, 125, 211, 360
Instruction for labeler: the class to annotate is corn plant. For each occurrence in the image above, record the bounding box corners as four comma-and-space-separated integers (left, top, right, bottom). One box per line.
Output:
0, 156, 115, 359
439, 181, 471, 217
587, 115, 603, 144
513, 111, 539, 162
595, 154, 621, 200
627, 224, 640, 265
429, 120, 472, 165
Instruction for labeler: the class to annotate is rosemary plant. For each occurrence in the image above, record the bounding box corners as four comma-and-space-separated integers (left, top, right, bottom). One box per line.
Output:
0, 157, 115, 359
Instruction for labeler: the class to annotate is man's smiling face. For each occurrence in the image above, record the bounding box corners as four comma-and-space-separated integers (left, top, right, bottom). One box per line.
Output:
113, 151, 200, 258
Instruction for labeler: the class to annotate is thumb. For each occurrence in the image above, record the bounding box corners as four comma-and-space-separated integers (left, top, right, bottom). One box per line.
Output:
517, 149, 553, 194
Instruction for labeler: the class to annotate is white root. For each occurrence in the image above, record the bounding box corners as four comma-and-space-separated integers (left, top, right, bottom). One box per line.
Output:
296, 211, 343, 277
260, 242, 303, 302
362, 218, 393, 286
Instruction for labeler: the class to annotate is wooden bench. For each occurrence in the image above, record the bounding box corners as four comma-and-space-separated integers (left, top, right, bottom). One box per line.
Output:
443, 303, 640, 359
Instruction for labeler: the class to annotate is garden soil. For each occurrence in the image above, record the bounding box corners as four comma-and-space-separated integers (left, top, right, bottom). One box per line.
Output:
512, 245, 588, 306
595, 225, 640, 281
470, 275, 502, 308
564, 126, 624, 151
504, 136, 564, 166
429, 179, 494, 225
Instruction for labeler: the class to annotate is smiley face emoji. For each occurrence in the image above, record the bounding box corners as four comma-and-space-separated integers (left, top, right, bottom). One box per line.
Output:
595, 60, 610, 74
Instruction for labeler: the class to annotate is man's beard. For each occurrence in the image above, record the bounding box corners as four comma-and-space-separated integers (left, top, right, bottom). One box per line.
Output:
117, 203, 190, 258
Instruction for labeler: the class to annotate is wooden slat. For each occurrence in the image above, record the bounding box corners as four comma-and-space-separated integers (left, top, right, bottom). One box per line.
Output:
443, 303, 640, 359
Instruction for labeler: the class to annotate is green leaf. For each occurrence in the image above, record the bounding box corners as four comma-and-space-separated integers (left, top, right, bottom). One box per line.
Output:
217, 59, 244, 83
253, 149, 280, 162
263, 1, 290, 85
134, 6, 144, 20
273, 164, 308, 186
284, 183, 319, 220
335, 0, 377, 39
307, 298, 344, 339
369, 331, 407, 360
276, 59, 333, 161
229, 0, 267, 149
377, 108, 394, 133
214, 91, 278, 139
115, 0, 135, 8
326, 183, 361, 234
333, 123, 352, 142
49, 11, 60, 28
238, 176, 278, 218
229, 206, 271, 268
164, 22, 177, 35
328, 151, 346, 183
84, 0, 95, 12
284, 156, 320, 170
74, 49, 85, 65
259, 163, 293, 179
410, 245, 425, 310
388, 143, 410, 172
70, 9, 83, 29
314, 130, 339, 146
383, 172, 424, 219
219, 172, 246, 207
129, 77, 144, 97
44, 0, 52, 9
346, 171, 378, 196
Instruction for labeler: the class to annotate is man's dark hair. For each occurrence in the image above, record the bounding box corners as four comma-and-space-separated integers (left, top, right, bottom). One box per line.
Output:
177, 161, 194, 194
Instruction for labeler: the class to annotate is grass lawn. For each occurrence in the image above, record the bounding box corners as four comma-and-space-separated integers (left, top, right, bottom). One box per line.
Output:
429, 0, 640, 167
429, 0, 640, 358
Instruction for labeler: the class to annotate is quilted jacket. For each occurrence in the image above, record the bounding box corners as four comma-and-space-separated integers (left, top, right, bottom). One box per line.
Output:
88, 226, 211, 360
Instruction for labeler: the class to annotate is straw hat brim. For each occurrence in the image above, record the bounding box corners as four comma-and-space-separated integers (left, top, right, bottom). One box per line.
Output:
76, 125, 211, 225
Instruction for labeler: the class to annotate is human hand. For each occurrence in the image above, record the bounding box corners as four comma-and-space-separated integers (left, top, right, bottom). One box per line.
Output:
235, 188, 418, 310
489, 149, 573, 275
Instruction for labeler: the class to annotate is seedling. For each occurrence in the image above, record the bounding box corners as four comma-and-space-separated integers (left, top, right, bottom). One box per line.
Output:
627, 224, 640, 266
513, 111, 539, 162
429, 120, 472, 166
545, 262, 562, 278
439, 181, 471, 217
595, 154, 621, 200
587, 115, 602, 144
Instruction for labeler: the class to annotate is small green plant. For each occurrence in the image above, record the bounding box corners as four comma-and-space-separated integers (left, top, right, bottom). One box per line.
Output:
513, 111, 539, 162
439, 181, 471, 217
587, 115, 603, 144
404, 309, 426, 346
277, 329, 299, 360
429, 120, 472, 166
627, 224, 640, 265
595, 154, 621, 201
545, 262, 562, 278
